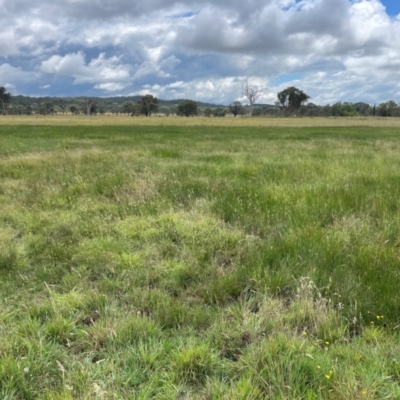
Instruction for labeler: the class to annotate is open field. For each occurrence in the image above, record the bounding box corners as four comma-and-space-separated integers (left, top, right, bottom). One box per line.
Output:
2, 121, 400, 398
2, 114, 400, 127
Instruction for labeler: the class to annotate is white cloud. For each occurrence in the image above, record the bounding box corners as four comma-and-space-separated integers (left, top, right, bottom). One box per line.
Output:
132, 55, 181, 80
94, 83, 126, 91
0, 64, 37, 86
160, 55, 181, 69
1, 0, 400, 102
40, 52, 131, 89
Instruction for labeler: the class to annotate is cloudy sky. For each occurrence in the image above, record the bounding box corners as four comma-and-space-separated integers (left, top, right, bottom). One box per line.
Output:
1, 0, 400, 105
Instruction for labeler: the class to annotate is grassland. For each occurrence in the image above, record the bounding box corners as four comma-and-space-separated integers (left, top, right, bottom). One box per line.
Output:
2, 119, 400, 399
2, 114, 400, 127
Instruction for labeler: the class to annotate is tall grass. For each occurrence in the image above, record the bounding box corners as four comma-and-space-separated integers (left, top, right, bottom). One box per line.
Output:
1, 123, 400, 398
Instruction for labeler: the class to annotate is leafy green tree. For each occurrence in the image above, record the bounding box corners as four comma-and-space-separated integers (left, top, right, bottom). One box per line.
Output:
229, 101, 244, 117
332, 102, 359, 117
277, 86, 310, 116
159, 105, 173, 116
342, 103, 358, 116
89, 101, 98, 115
263, 105, 281, 116
301, 102, 319, 117
39, 101, 54, 115
355, 102, 370, 116
70, 105, 79, 115
30, 103, 39, 115
378, 101, 398, 117
177, 100, 198, 117
203, 107, 212, 117
122, 101, 135, 115
25, 104, 33, 115
0, 87, 12, 115
252, 107, 262, 116
332, 102, 342, 116
53, 105, 63, 114
212, 107, 227, 117
111, 105, 120, 115
9, 105, 24, 115
321, 104, 332, 117
138, 95, 158, 116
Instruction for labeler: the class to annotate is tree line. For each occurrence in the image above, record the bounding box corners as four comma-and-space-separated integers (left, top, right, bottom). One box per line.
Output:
1, 85, 399, 118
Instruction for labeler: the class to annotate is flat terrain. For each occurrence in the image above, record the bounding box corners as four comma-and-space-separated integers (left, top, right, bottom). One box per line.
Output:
2, 119, 400, 399
2, 114, 400, 127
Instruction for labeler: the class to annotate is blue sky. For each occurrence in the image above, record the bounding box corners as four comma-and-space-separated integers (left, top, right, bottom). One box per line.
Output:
1, 0, 400, 105
381, 0, 400, 15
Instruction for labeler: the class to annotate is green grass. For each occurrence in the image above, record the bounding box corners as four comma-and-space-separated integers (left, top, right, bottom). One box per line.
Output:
2, 123, 400, 398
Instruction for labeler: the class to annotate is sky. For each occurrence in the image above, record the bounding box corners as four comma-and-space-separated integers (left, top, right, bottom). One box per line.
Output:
1, 0, 400, 105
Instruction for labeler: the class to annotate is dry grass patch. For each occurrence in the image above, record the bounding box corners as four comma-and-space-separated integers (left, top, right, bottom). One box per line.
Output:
2, 114, 400, 127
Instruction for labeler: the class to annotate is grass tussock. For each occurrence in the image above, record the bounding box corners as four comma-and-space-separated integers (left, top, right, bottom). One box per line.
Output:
2, 123, 400, 398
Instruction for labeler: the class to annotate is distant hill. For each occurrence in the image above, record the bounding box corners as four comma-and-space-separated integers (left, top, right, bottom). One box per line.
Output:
10, 95, 222, 108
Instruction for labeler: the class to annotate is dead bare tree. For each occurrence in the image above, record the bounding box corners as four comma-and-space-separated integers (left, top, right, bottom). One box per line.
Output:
241, 80, 264, 117
86, 98, 99, 116
86, 99, 92, 116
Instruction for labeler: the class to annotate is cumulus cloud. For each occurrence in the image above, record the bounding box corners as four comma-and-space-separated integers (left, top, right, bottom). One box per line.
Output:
1, 0, 400, 102
94, 83, 126, 91
132, 55, 181, 80
0, 64, 38, 89
40, 52, 131, 90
